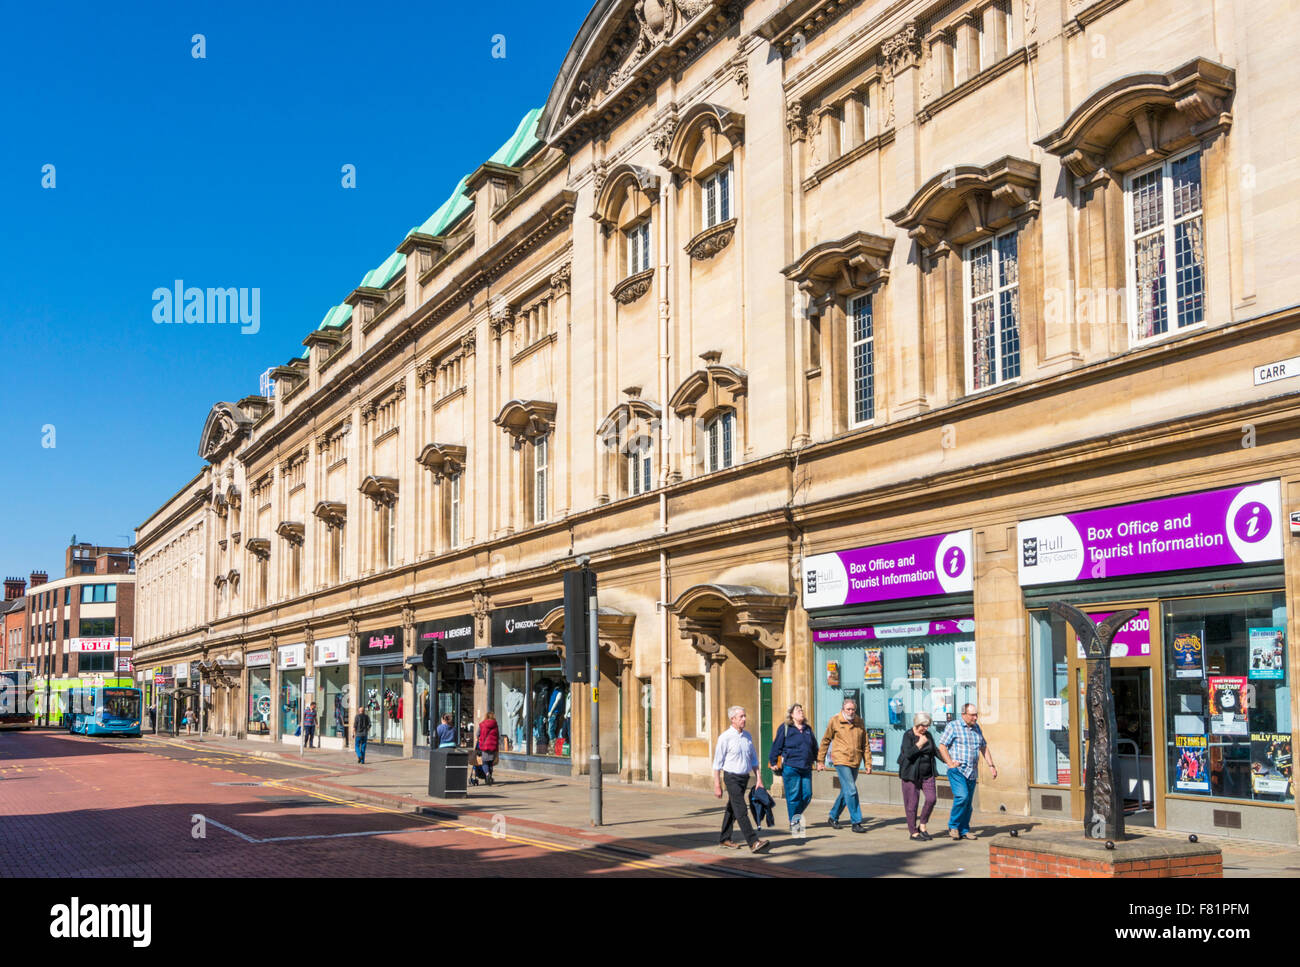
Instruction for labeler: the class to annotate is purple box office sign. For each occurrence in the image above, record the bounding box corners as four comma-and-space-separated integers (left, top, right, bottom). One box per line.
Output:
813, 618, 975, 643
1075, 609, 1152, 659
803, 530, 973, 609
1017, 481, 1282, 586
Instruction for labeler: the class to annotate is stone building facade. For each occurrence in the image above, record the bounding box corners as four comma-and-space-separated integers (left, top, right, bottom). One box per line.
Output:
134, 0, 1300, 842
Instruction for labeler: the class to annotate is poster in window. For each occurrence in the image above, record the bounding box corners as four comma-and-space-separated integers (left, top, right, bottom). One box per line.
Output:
1207, 676, 1248, 735
954, 641, 976, 684
1247, 628, 1285, 681
1043, 697, 1063, 731
826, 661, 840, 688
907, 647, 926, 682
1250, 732, 1292, 797
931, 686, 954, 724
864, 648, 883, 685
1171, 624, 1205, 679
867, 727, 885, 769
1174, 734, 1210, 792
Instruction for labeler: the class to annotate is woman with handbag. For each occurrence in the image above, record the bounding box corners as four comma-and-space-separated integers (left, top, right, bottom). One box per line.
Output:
898, 712, 939, 841
476, 712, 500, 786
768, 703, 818, 833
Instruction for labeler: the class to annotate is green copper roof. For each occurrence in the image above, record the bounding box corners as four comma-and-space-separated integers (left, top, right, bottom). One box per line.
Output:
488, 107, 543, 167
415, 175, 472, 237
319, 304, 353, 330
360, 251, 406, 289
410, 108, 543, 240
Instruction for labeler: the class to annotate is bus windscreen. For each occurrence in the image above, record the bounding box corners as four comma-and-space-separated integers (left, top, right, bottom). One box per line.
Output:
102, 689, 140, 720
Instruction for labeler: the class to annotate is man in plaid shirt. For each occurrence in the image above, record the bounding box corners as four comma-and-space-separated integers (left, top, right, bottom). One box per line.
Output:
938, 704, 998, 840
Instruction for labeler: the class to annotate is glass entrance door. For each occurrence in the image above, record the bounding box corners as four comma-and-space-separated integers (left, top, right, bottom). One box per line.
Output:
1066, 600, 1166, 828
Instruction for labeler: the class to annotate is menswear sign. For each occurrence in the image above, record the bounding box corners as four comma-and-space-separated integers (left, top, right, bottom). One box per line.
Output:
1018, 481, 1282, 586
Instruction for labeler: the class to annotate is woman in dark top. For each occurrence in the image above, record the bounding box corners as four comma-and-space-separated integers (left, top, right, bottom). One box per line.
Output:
898, 712, 939, 841
769, 703, 819, 831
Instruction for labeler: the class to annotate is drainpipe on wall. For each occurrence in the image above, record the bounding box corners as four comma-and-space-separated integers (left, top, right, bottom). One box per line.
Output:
660, 536, 670, 789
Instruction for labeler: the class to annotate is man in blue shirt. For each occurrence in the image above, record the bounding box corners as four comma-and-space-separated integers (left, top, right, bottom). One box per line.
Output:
712, 706, 771, 854
938, 704, 998, 840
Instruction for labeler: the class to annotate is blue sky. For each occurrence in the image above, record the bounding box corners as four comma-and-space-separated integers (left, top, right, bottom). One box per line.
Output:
0, 0, 589, 581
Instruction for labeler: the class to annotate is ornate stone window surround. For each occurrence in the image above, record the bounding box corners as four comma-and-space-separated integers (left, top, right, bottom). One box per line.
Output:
668, 351, 748, 474
783, 231, 894, 435
594, 164, 660, 304
888, 156, 1040, 403
659, 103, 744, 261
597, 391, 662, 502
1035, 57, 1234, 357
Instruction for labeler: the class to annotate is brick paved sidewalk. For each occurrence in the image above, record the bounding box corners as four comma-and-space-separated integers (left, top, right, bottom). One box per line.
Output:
163, 735, 1300, 877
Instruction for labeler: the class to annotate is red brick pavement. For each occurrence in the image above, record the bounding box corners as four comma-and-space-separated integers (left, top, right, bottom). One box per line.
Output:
0, 730, 695, 877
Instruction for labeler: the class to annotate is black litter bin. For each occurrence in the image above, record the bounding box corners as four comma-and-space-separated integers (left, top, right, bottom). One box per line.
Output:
428, 747, 470, 799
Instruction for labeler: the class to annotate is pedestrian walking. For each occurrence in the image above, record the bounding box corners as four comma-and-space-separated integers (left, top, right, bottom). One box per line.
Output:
768, 702, 818, 833
302, 702, 318, 749
898, 712, 939, 841
353, 707, 371, 764
712, 706, 771, 854
148, 704, 156, 732
476, 712, 500, 785
435, 713, 457, 748
816, 697, 870, 832
937, 704, 998, 840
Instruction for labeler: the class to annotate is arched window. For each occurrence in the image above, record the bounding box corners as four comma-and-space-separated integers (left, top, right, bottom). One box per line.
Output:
669, 353, 748, 478
598, 395, 661, 501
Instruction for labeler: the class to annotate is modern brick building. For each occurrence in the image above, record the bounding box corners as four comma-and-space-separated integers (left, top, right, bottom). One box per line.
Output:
135, 0, 1300, 843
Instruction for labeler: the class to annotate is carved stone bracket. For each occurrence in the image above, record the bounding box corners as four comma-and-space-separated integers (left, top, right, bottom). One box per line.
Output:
785, 99, 807, 141
359, 475, 399, 507
612, 268, 655, 305
275, 521, 305, 546
671, 584, 794, 662
494, 399, 557, 447
550, 263, 572, 296
782, 230, 895, 311
685, 218, 736, 260
312, 500, 347, 529
416, 442, 468, 482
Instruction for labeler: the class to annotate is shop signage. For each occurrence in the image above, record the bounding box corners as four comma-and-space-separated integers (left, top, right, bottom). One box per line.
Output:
1017, 480, 1282, 586
812, 618, 974, 643
1074, 609, 1151, 659
361, 627, 402, 660
803, 531, 973, 609
415, 615, 476, 649
277, 644, 306, 670
313, 635, 349, 666
116, 657, 133, 673
71, 637, 133, 652
246, 650, 272, 668
154, 673, 174, 687
1253, 356, 1300, 386
490, 600, 562, 647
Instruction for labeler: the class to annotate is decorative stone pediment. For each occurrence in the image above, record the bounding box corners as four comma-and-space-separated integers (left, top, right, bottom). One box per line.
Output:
494, 399, 557, 447
359, 476, 399, 507
198, 402, 253, 462
539, 606, 636, 665
593, 164, 661, 230
416, 443, 468, 482
782, 231, 895, 311
671, 583, 793, 660
598, 396, 662, 452
275, 521, 305, 546
246, 538, 271, 560
662, 103, 745, 179
227, 569, 240, 587
312, 500, 347, 528
669, 352, 747, 420
1036, 57, 1234, 180
888, 156, 1041, 250
540, 0, 736, 151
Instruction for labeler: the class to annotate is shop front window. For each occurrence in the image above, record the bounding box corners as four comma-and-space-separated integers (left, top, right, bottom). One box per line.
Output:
315, 666, 348, 739
280, 670, 303, 736
362, 668, 383, 741
416, 667, 432, 745
1163, 591, 1291, 803
494, 665, 528, 754
814, 628, 975, 772
530, 665, 570, 758
1029, 610, 1071, 785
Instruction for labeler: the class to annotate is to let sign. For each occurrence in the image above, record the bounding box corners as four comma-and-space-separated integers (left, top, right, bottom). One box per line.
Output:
1254, 357, 1300, 386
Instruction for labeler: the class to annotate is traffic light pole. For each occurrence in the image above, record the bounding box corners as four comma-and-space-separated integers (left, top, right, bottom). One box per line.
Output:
588, 579, 601, 827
